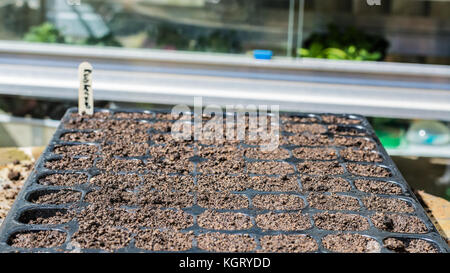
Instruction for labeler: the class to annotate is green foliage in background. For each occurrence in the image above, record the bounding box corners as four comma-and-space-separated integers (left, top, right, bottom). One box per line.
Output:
23, 22, 122, 47
84, 33, 122, 47
23, 22, 66, 43
299, 24, 388, 61
154, 23, 241, 53
195, 30, 242, 53
155, 24, 189, 50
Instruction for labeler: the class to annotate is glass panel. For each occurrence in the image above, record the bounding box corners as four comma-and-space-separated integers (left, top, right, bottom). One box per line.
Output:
0, 0, 293, 56
297, 0, 450, 64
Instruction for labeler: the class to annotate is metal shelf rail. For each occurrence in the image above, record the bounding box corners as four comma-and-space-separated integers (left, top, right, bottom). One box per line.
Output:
0, 41, 449, 121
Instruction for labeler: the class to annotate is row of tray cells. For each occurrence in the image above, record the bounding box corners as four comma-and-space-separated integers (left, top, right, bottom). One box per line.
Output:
42, 155, 393, 178
25, 182, 414, 213
7, 223, 439, 253
34, 170, 404, 196
59, 128, 376, 149
63, 113, 368, 149
62, 113, 369, 139
49, 132, 387, 170
67, 111, 363, 125
49, 142, 383, 163
16, 200, 427, 235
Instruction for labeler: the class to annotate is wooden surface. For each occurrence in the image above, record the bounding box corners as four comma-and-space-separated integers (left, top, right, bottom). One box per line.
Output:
0, 147, 42, 223
417, 190, 450, 242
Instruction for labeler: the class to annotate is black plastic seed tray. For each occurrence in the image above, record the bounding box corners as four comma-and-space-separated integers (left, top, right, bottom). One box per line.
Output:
0, 107, 448, 253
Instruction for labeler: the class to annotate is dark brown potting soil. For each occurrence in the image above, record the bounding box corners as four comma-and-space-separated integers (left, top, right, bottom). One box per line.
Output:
72, 225, 131, 251
138, 191, 194, 208
74, 204, 136, 231
255, 212, 311, 231
284, 123, 327, 134
53, 144, 98, 156
297, 161, 344, 175
151, 133, 183, 144
346, 163, 391, 177
340, 148, 382, 162
197, 192, 248, 210
142, 174, 195, 192
252, 194, 304, 210
101, 142, 149, 157
197, 210, 252, 230
113, 112, 154, 119
354, 179, 402, 195
286, 134, 332, 146
85, 188, 137, 207
244, 148, 290, 160
281, 115, 319, 123
196, 233, 256, 252
111, 120, 152, 132
251, 175, 300, 192
60, 131, 105, 143
307, 193, 360, 211
8, 170, 21, 181
292, 147, 337, 160
371, 213, 427, 233
96, 158, 145, 172
327, 125, 367, 136
20, 209, 72, 225
9, 230, 66, 248
383, 237, 438, 253
64, 118, 151, 131
334, 136, 377, 150
322, 233, 380, 253
150, 121, 173, 132
247, 161, 295, 175
70, 112, 111, 119
89, 173, 142, 190
62, 126, 149, 143
314, 212, 369, 231
362, 196, 414, 213
102, 129, 150, 143
200, 134, 242, 146
45, 157, 93, 170
135, 207, 194, 230
243, 134, 281, 146
321, 115, 361, 125
197, 174, 251, 192
301, 176, 351, 192
258, 234, 318, 253
29, 189, 81, 205
69, 204, 133, 251
150, 144, 194, 160
155, 113, 176, 120
135, 230, 194, 251
38, 173, 88, 186
146, 157, 193, 174
197, 160, 244, 175
197, 145, 242, 160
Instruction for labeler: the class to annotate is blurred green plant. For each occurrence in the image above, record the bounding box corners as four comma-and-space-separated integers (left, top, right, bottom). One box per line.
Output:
23, 22, 122, 47
153, 23, 241, 53
196, 30, 242, 53
298, 24, 388, 61
83, 33, 122, 47
23, 22, 66, 43
155, 24, 189, 50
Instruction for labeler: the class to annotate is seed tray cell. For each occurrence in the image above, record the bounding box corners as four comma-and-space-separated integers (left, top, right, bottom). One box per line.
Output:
0, 108, 448, 253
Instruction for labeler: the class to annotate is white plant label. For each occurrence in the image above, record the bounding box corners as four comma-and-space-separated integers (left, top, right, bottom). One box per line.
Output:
78, 62, 93, 115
